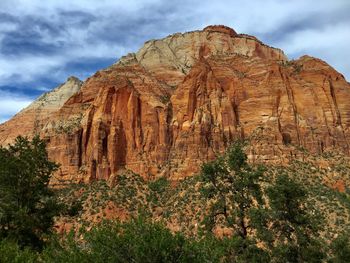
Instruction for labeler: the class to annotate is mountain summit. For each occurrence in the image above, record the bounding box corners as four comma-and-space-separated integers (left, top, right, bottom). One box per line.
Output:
1, 25, 349, 183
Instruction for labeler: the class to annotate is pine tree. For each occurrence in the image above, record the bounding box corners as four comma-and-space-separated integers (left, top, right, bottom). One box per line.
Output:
0, 136, 60, 249
200, 141, 265, 239
266, 174, 325, 262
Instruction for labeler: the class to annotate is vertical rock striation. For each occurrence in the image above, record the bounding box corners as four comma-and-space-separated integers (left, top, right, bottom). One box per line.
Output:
1, 26, 350, 182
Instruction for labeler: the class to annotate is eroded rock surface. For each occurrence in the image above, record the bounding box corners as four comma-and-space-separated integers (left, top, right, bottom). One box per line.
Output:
1, 25, 349, 183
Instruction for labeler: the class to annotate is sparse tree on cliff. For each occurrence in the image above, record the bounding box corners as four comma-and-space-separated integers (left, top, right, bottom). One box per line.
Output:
200, 141, 265, 239
0, 136, 60, 249
200, 142, 326, 262
266, 174, 325, 262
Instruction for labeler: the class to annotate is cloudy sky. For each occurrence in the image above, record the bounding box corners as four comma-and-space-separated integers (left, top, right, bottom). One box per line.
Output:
0, 0, 349, 123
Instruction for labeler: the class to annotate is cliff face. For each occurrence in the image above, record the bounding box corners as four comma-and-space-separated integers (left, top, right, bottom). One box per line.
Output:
1, 25, 350, 183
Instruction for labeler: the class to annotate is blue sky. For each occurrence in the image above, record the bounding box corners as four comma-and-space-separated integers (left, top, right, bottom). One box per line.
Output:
0, 0, 349, 123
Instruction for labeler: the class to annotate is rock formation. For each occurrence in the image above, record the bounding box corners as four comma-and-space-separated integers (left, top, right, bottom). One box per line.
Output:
1, 25, 350, 183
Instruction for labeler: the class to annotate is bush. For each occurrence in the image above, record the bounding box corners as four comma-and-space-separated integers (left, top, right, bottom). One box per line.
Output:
329, 234, 350, 263
148, 177, 169, 193
42, 218, 223, 263
0, 239, 38, 262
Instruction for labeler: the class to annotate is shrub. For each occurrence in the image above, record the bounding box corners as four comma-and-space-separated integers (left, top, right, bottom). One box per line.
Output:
42, 218, 223, 263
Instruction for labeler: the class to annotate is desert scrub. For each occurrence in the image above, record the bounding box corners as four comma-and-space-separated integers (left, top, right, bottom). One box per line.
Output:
54, 114, 83, 134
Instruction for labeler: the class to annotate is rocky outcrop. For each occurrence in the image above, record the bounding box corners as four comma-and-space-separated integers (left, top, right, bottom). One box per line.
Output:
1, 25, 350, 183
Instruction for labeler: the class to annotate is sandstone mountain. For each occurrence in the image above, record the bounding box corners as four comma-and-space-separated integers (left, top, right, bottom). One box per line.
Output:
1, 25, 349, 183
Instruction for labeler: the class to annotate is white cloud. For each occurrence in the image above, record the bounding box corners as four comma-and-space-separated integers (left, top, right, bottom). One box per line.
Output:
276, 22, 350, 79
0, 55, 65, 85
0, 3, 144, 86
205, 0, 348, 31
277, 23, 350, 53
0, 42, 125, 86
0, 22, 18, 33
0, 99, 31, 115
0, 91, 32, 123
0, 0, 163, 16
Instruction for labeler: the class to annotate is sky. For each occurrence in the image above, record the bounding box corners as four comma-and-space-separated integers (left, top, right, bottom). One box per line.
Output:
0, 0, 349, 123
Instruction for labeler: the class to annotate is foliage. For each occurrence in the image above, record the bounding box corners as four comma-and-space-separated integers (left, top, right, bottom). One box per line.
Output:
218, 236, 270, 263
0, 136, 60, 249
200, 141, 265, 239
0, 217, 343, 263
62, 200, 83, 217
0, 137, 349, 262
148, 177, 170, 206
42, 217, 223, 263
266, 174, 326, 262
40, 219, 272, 263
199, 142, 334, 262
0, 239, 38, 262
329, 234, 350, 263
148, 177, 169, 193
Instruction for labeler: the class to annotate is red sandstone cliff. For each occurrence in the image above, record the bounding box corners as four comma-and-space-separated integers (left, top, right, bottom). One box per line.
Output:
1, 25, 349, 183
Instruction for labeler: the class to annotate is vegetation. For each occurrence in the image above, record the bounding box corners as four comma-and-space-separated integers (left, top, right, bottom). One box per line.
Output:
329, 234, 350, 263
266, 174, 325, 262
0, 136, 60, 250
42, 217, 222, 263
201, 141, 265, 238
0, 239, 38, 262
0, 137, 349, 262
199, 142, 328, 261
0, 217, 271, 262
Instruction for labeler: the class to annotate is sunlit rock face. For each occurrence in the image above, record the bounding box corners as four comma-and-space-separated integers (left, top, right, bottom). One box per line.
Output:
1, 25, 350, 182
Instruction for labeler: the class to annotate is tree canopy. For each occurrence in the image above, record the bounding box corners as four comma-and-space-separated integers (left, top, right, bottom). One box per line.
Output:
200, 141, 265, 238
0, 136, 60, 249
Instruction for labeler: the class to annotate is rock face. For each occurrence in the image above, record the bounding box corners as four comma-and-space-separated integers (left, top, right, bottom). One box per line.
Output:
1, 25, 350, 182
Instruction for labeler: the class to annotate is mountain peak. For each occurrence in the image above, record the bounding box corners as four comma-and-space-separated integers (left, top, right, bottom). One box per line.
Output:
203, 25, 238, 37
66, 76, 82, 84
131, 25, 287, 87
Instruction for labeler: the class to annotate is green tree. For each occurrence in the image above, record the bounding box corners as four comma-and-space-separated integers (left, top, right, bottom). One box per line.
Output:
42, 217, 222, 263
0, 136, 60, 249
0, 239, 38, 262
329, 234, 350, 263
200, 141, 265, 239
266, 173, 325, 262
